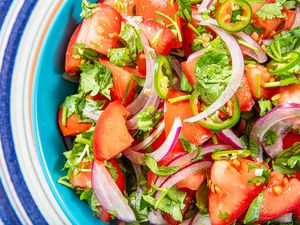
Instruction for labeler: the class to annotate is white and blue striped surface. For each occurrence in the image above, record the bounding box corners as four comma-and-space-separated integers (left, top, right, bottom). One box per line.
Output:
0, 1, 71, 224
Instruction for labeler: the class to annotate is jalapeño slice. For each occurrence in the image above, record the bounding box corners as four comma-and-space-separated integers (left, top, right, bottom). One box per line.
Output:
216, 0, 252, 33
154, 55, 174, 99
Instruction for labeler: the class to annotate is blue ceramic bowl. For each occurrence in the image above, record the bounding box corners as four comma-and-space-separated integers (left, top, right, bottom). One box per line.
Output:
32, 1, 109, 224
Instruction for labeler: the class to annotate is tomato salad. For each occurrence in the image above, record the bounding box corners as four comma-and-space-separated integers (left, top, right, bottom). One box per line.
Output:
58, 0, 300, 224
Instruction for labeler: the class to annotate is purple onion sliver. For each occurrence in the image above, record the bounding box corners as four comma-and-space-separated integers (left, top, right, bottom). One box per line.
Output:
148, 210, 167, 225
292, 6, 300, 28
190, 214, 210, 225
92, 161, 136, 222
273, 213, 293, 223
218, 129, 244, 149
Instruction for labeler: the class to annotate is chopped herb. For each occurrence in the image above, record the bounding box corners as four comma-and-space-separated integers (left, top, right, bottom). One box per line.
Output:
78, 61, 113, 99
263, 129, 277, 146
80, 0, 98, 19
79, 188, 101, 215
244, 192, 264, 223
256, 3, 284, 20
180, 73, 193, 92
137, 106, 162, 132
273, 142, 300, 176
179, 135, 202, 154
144, 155, 179, 177
168, 95, 191, 104
104, 161, 119, 181
219, 210, 230, 222
258, 99, 272, 116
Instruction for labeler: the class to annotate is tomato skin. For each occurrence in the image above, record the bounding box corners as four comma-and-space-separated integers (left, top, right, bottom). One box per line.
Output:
251, 3, 283, 38
244, 64, 274, 100
182, 23, 198, 58
93, 100, 134, 161
161, 189, 195, 225
176, 171, 206, 190
236, 76, 255, 111
65, 23, 82, 74
136, 53, 146, 76
276, 84, 300, 105
164, 90, 212, 161
209, 159, 265, 225
181, 60, 198, 86
69, 161, 92, 189
58, 108, 92, 136
99, 59, 138, 106
109, 159, 126, 193
76, 4, 122, 55
258, 172, 300, 222
293, 205, 300, 218
141, 19, 176, 55
100, 0, 136, 16
283, 131, 300, 150
135, 0, 183, 50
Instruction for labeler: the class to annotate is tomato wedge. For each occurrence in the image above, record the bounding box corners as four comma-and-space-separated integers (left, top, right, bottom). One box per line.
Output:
141, 19, 176, 55
100, 0, 136, 16
99, 59, 138, 106
164, 90, 211, 163
257, 172, 300, 222
69, 161, 92, 189
93, 100, 134, 161
65, 23, 82, 74
76, 4, 122, 55
209, 159, 265, 225
235, 76, 255, 111
244, 64, 274, 100
57, 108, 92, 136
276, 83, 300, 105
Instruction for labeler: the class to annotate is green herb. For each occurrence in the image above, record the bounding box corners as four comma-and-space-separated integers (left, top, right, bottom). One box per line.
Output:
180, 73, 192, 92
244, 24, 263, 35
168, 95, 191, 104
79, 188, 101, 215
73, 43, 103, 60
263, 129, 277, 146
273, 142, 300, 176
137, 106, 162, 132
104, 161, 119, 181
153, 186, 187, 222
78, 61, 113, 99
176, 0, 192, 22
80, 0, 98, 19
128, 190, 149, 223
256, 3, 284, 20
194, 37, 232, 105
144, 155, 179, 177
244, 192, 264, 223
179, 135, 202, 155
108, 23, 142, 67
132, 75, 145, 87
249, 138, 260, 157
219, 210, 230, 222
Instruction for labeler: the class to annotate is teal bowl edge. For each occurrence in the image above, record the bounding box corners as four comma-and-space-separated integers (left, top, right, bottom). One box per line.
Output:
32, 1, 109, 225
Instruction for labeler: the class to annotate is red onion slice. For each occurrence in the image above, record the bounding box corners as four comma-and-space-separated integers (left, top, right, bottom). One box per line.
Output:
155, 161, 213, 199
292, 6, 300, 28
92, 161, 136, 222
250, 104, 300, 159
197, 0, 214, 13
154, 144, 231, 187
131, 121, 165, 151
273, 213, 293, 223
235, 32, 268, 63
124, 117, 182, 164
190, 214, 211, 225
148, 210, 167, 225
184, 21, 244, 123
217, 129, 244, 149
82, 108, 103, 121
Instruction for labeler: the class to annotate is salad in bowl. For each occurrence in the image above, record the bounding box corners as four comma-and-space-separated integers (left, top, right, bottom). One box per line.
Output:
57, 0, 300, 224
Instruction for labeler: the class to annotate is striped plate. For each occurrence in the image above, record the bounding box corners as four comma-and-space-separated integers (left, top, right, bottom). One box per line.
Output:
0, 1, 106, 224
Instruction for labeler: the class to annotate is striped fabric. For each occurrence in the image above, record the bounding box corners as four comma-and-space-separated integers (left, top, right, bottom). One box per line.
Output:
0, 1, 70, 224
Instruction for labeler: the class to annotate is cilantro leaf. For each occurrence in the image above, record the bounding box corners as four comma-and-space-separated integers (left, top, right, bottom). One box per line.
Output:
179, 135, 202, 154
263, 129, 277, 146
108, 23, 142, 67
78, 61, 113, 99
60, 93, 85, 118
180, 73, 192, 92
104, 161, 119, 181
219, 211, 230, 222
79, 188, 101, 215
244, 192, 264, 223
73, 43, 103, 60
144, 155, 179, 177
256, 3, 284, 20
194, 37, 232, 105
273, 142, 300, 176
176, 0, 192, 22
128, 190, 149, 223
137, 106, 162, 132
80, 0, 98, 19
258, 99, 272, 116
